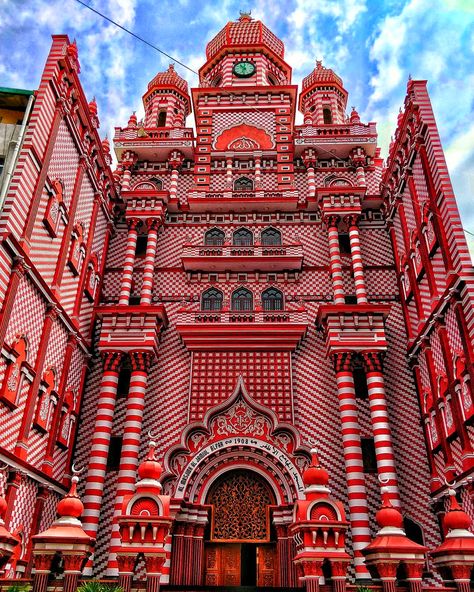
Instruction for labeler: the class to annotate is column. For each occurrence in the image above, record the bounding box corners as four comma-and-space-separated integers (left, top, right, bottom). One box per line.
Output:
117, 555, 136, 592
330, 560, 348, 592
254, 152, 262, 189
140, 218, 161, 305
120, 152, 137, 192
333, 352, 371, 579
107, 351, 153, 573
225, 155, 233, 189
169, 150, 183, 202
346, 215, 367, 304
405, 563, 424, 592
82, 351, 123, 571
32, 554, 54, 592
377, 562, 397, 592
326, 216, 345, 304
145, 555, 165, 592
118, 218, 139, 305
450, 564, 472, 592
362, 352, 400, 505
63, 554, 86, 592
169, 166, 179, 201
350, 148, 367, 186
301, 148, 317, 206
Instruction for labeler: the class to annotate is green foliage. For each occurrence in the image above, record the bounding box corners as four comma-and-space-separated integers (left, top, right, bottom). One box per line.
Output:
76, 582, 123, 592
356, 587, 373, 592
6, 584, 32, 592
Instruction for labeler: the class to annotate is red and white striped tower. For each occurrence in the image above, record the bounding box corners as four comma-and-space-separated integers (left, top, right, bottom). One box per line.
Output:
362, 352, 401, 505
345, 214, 368, 304
140, 218, 161, 305
118, 218, 140, 305
81, 351, 124, 571
333, 352, 371, 579
107, 351, 154, 574
325, 215, 345, 304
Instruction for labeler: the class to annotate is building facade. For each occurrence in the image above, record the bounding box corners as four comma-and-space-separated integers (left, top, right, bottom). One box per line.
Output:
0, 14, 473, 591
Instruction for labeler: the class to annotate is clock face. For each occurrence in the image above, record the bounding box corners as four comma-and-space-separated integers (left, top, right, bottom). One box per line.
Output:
233, 61, 256, 78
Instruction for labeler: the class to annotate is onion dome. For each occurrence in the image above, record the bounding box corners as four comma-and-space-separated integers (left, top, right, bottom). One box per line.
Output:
88, 98, 98, 117
303, 449, 330, 493
56, 476, 84, 520
350, 107, 361, 124
137, 441, 163, 484
206, 13, 284, 61
147, 64, 188, 96
444, 489, 473, 534
128, 112, 137, 128
376, 487, 403, 531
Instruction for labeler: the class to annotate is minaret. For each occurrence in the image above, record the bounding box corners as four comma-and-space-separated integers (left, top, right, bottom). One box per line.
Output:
299, 60, 348, 125
143, 64, 191, 128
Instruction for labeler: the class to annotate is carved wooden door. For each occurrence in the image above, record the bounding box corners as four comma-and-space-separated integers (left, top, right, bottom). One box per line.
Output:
257, 544, 277, 587
204, 544, 241, 586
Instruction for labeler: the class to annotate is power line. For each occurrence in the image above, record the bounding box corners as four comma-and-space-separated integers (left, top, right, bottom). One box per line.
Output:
72, 0, 198, 75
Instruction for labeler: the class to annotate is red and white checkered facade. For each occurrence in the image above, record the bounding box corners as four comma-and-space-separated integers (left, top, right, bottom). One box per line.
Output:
0, 14, 473, 589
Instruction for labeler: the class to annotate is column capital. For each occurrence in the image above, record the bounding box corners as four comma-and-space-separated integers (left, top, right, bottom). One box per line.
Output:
362, 351, 384, 373
323, 214, 340, 229
126, 217, 141, 231
130, 351, 154, 372
117, 554, 136, 574
101, 351, 124, 372
343, 213, 361, 228
146, 216, 164, 232
333, 352, 353, 373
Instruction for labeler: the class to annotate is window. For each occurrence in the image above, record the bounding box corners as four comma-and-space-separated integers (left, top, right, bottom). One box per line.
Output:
149, 177, 163, 190
34, 367, 56, 432
233, 228, 253, 246
338, 233, 351, 254
232, 288, 253, 311
345, 295, 357, 304
129, 295, 141, 305
234, 177, 253, 191
0, 336, 28, 408
353, 367, 369, 400
204, 228, 225, 246
261, 228, 282, 246
323, 107, 333, 124
117, 365, 132, 398
267, 73, 278, 86
43, 179, 65, 238
403, 517, 424, 546
135, 235, 148, 258
361, 438, 377, 473
262, 287, 283, 311
107, 436, 123, 471
158, 111, 167, 127
202, 288, 223, 311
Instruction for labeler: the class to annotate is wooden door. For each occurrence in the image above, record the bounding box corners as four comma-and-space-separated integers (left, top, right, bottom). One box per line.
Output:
257, 544, 277, 587
204, 544, 241, 586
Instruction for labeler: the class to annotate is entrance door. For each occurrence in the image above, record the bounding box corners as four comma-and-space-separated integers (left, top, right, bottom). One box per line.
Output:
204, 543, 277, 586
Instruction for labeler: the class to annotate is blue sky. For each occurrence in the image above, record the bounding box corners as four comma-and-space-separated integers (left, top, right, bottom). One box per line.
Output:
1, 0, 473, 254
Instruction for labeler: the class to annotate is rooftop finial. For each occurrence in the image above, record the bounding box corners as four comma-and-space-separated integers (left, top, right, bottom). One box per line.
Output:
239, 10, 252, 21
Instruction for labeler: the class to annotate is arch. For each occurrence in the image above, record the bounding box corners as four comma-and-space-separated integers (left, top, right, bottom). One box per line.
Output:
403, 516, 425, 546
204, 228, 225, 246
262, 287, 283, 311
202, 288, 223, 311
231, 287, 253, 311
0, 335, 29, 407
266, 72, 278, 86
323, 107, 333, 124
214, 123, 274, 151
157, 111, 167, 127
261, 227, 281, 246
233, 227, 253, 246
234, 177, 253, 192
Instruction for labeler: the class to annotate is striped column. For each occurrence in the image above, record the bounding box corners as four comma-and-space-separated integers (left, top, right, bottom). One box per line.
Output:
82, 351, 123, 573
350, 148, 367, 186
333, 352, 371, 579
169, 167, 179, 201
346, 215, 368, 304
168, 150, 183, 201
118, 218, 139, 305
362, 352, 400, 505
326, 216, 345, 304
140, 218, 161, 304
254, 153, 262, 189
306, 165, 316, 198
225, 155, 233, 188
107, 351, 154, 574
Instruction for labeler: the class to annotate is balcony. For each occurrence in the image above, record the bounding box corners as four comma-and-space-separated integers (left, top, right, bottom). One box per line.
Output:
176, 307, 308, 351
95, 304, 168, 355
175, 189, 300, 213
113, 125, 194, 160
294, 122, 378, 159
181, 243, 304, 272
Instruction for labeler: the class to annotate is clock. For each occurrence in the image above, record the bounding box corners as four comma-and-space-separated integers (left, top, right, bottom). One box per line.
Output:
233, 61, 256, 78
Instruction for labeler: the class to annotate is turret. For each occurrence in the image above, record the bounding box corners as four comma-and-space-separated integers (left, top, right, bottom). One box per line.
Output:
299, 60, 348, 125
143, 64, 191, 128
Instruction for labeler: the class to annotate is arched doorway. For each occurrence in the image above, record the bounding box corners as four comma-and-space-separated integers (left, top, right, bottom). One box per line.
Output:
204, 469, 278, 586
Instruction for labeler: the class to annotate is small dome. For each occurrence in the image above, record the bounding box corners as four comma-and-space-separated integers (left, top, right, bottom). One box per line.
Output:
138, 441, 163, 482
88, 98, 98, 116
302, 60, 345, 92
128, 112, 138, 127
303, 449, 329, 487
67, 40, 78, 61
56, 476, 84, 519
0, 495, 7, 519
102, 136, 110, 153
206, 13, 284, 61
148, 64, 188, 95
350, 107, 361, 124
444, 493, 472, 532
376, 488, 403, 529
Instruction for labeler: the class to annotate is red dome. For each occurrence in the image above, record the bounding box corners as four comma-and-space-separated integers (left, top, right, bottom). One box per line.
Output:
57, 476, 84, 519
88, 98, 98, 116
138, 442, 163, 481
376, 490, 403, 529
0, 495, 7, 519
148, 64, 188, 95
206, 13, 284, 61
302, 60, 345, 92
444, 494, 472, 531
303, 450, 329, 487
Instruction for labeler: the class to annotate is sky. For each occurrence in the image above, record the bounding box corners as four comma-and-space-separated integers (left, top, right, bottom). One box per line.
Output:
0, 0, 473, 255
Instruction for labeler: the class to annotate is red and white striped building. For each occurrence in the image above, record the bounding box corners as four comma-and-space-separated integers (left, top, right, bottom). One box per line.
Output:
0, 13, 473, 591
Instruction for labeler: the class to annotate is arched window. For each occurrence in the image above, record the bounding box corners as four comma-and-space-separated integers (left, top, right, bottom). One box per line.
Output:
267, 72, 278, 86
157, 111, 167, 127
149, 177, 163, 190
234, 177, 253, 191
202, 288, 223, 311
261, 227, 282, 246
233, 228, 253, 246
262, 287, 283, 311
323, 107, 332, 124
0, 335, 28, 408
204, 228, 225, 246
403, 517, 425, 546
231, 288, 253, 311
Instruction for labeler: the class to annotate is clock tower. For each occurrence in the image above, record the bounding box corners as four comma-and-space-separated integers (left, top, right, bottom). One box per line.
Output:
189, 11, 297, 196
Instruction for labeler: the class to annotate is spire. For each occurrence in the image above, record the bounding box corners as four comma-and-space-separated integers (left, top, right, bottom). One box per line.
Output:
375, 486, 404, 534
56, 475, 84, 523
136, 440, 163, 491
443, 488, 474, 537
302, 448, 330, 496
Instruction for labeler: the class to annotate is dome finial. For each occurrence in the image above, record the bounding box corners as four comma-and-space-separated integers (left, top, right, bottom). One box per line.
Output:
239, 10, 252, 21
